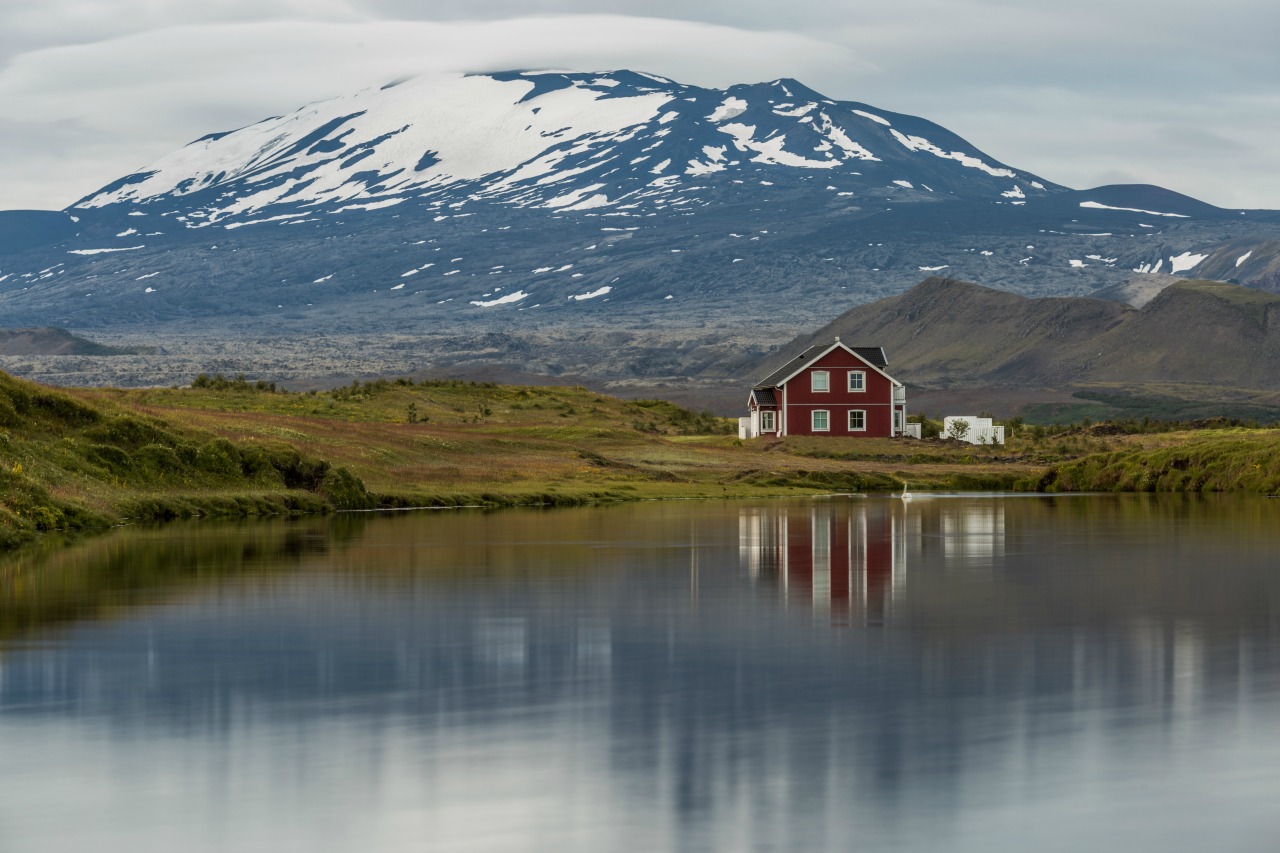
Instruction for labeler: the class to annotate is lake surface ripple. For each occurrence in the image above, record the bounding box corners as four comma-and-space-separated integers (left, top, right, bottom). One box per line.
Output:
1, 494, 1278, 851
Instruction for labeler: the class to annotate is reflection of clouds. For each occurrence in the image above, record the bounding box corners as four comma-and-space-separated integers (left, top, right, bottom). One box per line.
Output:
3, 499, 1280, 851
475, 617, 527, 668
575, 620, 612, 674
738, 509, 783, 580
0, 16, 848, 210
941, 503, 1005, 569
1129, 617, 1206, 725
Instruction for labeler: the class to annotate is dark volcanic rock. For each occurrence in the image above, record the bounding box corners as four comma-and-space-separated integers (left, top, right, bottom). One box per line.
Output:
0, 327, 154, 356
0, 71, 1277, 386
764, 277, 1280, 391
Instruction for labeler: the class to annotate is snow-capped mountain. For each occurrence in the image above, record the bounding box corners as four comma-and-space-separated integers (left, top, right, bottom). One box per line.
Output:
1, 70, 1278, 387
76, 70, 1055, 221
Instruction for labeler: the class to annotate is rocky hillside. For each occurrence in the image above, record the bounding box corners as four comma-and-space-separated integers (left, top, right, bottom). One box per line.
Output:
0, 70, 1277, 391
0, 327, 152, 356
766, 276, 1280, 391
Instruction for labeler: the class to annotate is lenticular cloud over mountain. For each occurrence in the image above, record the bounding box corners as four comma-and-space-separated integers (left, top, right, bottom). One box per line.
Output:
1, 69, 1277, 390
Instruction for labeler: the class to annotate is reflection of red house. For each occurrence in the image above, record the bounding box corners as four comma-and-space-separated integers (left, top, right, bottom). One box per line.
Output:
741, 505, 903, 625
741, 339, 907, 439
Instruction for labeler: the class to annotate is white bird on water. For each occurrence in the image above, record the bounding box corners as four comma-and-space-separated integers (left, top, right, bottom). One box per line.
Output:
899, 482, 912, 502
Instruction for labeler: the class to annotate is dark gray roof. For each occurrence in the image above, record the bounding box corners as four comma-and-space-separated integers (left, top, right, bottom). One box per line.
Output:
851, 347, 889, 369
751, 388, 777, 407
754, 345, 825, 389
753, 343, 889, 389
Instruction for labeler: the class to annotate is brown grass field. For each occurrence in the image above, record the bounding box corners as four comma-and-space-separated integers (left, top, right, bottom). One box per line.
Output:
2, 370, 1278, 550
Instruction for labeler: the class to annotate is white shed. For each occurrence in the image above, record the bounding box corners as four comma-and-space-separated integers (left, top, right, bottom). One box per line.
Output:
940, 416, 1005, 445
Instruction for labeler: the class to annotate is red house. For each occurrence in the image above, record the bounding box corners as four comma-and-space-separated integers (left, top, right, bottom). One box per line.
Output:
740, 338, 908, 438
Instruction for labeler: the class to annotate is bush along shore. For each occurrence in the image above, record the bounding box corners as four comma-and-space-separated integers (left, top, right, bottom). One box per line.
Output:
2, 370, 1278, 550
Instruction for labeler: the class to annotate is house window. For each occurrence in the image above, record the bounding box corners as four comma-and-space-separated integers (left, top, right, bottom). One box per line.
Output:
893, 410, 903, 434
811, 370, 829, 392
848, 410, 866, 431
760, 410, 776, 432
848, 370, 866, 392
812, 410, 830, 431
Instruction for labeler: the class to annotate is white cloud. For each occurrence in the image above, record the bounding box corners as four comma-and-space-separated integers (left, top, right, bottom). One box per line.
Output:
0, 15, 851, 209
0, 2, 1277, 210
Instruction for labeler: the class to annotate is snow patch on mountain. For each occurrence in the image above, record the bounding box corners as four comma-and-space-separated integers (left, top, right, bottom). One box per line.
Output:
79, 73, 673, 213
470, 290, 529, 307
723, 127, 838, 169
1080, 201, 1189, 218
68, 246, 144, 255
773, 103, 817, 118
224, 213, 309, 230
69, 70, 1046, 226
889, 130, 1016, 178
819, 117, 879, 161
707, 97, 748, 122
852, 109, 891, 126
1169, 251, 1207, 273
570, 286, 612, 301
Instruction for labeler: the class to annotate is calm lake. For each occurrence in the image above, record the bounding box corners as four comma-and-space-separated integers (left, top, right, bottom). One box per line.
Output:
2, 494, 1278, 852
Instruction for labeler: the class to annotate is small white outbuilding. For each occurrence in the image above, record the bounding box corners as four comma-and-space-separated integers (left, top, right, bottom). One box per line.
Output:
940, 416, 1005, 445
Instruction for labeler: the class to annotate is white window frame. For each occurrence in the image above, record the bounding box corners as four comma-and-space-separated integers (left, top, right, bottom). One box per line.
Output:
760, 410, 776, 432
847, 370, 866, 393
848, 409, 866, 432
810, 370, 829, 393
893, 410, 903, 434
812, 410, 830, 432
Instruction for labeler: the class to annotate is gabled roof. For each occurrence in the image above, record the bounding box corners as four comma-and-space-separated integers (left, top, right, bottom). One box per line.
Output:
753, 342, 892, 389
751, 388, 777, 407
754, 346, 826, 389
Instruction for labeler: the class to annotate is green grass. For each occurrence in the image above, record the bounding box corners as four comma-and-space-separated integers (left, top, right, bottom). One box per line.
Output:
1021, 389, 1280, 426
4, 369, 1278, 551
1036, 429, 1280, 493
0, 371, 378, 548
1177, 280, 1276, 327
0, 371, 788, 549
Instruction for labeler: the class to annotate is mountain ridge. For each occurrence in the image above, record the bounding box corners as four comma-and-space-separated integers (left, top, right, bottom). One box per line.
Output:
768, 276, 1280, 392
69, 70, 1060, 219
0, 69, 1278, 391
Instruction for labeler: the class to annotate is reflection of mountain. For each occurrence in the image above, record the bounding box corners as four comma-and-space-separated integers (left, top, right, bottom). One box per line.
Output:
740, 499, 1006, 624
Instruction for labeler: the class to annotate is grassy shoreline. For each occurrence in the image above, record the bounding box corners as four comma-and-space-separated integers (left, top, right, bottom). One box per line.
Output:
2, 370, 1278, 550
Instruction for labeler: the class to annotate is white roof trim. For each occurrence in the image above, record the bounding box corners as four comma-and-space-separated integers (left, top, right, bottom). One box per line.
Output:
769, 341, 901, 389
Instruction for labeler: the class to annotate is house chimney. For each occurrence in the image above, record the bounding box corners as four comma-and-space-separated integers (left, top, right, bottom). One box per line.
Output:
834, 335, 841, 342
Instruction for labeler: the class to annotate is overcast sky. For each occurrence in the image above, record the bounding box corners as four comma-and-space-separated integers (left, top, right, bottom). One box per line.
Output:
2, 0, 1277, 210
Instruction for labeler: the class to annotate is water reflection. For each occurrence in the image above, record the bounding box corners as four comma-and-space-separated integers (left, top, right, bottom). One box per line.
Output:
740, 499, 1009, 624
1, 497, 1279, 851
